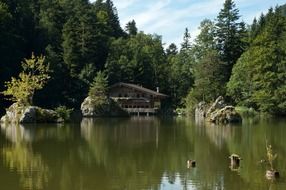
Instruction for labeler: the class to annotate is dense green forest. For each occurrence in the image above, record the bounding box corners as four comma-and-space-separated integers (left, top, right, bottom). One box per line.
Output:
0, 0, 285, 115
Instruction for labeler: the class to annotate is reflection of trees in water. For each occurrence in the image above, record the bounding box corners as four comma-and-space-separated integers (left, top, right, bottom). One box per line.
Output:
80, 117, 193, 190
1, 124, 36, 143
182, 119, 231, 190
1, 124, 50, 190
2, 144, 49, 190
0, 123, 75, 143
192, 118, 286, 190
1, 118, 285, 190
226, 119, 286, 188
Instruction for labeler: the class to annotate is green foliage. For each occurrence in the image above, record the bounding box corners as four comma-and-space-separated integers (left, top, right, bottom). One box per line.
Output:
2, 54, 50, 105
193, 19, 216, 60
226, 50, 256, 107
106, 32, 168, 91
190, 50, 225, 102
167, 45, 194, 107
125, 20, 138, 36
0, 0, 285, 116
89, 71, 108, 103
55, 106, 73, 121
180, 28, 192, 52
0, 2, 11, 25
235, 106, 258, 117
227, 7, 286, 115
185, 19, 224, 111
215, 0, 247, 83
166, 43, 178, 56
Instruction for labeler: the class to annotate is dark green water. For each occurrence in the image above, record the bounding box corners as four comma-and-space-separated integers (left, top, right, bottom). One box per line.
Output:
0, 117, 286, 190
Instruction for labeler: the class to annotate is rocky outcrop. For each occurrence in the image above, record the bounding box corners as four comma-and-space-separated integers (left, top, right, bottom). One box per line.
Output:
195, 101, 208, 119
81, 96, 128, 117
208, 106, 242, 123
206, 96, 226, 116
195, 96, 242, 124
0, 103, 63, 124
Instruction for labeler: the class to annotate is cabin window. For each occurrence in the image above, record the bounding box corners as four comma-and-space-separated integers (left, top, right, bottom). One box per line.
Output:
150, 95, 153, 98
142, 94, 145, 97
137, 94, 140, 98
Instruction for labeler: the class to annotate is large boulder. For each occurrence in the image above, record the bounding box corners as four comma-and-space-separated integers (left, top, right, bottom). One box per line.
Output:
208, 106, 242, 124
0, 103, 63, 124
81, 96, 128, 117
194, 96, 242, 124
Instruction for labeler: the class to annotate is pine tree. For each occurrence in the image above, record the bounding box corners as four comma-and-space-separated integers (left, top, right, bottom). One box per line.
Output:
125, 20, 138, 36
181, 28, 192, 52
215, 0, 245, 82
166, 43, 178, 56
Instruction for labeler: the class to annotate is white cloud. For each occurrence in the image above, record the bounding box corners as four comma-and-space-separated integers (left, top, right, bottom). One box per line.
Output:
91, 0, 286, 46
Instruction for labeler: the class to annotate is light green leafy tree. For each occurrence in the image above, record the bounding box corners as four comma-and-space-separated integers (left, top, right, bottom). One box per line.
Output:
227, 7, 286, 114
2, 53, 50, 105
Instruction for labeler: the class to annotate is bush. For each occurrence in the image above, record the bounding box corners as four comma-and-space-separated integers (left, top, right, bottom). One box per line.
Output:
55, 106, 73, 122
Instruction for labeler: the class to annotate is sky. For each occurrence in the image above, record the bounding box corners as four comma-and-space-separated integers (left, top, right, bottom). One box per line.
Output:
92, 0, 286, 46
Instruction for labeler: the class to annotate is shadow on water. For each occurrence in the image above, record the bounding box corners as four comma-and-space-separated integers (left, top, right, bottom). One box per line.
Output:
0, 116, 286, 190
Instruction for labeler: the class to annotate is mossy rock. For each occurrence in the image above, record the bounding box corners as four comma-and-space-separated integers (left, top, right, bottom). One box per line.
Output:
208, 106, 242, 124
81, 96, 128, 117
1, 103, 63, 124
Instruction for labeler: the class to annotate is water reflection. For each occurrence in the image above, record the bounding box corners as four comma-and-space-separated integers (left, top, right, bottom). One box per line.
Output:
0, 117, 286, 190
80, 117, 191, 190
1, 124, 36, 143
1, 124, 49, 190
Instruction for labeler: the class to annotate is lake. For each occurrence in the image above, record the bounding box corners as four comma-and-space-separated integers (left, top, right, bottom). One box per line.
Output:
0, 116, 286, 190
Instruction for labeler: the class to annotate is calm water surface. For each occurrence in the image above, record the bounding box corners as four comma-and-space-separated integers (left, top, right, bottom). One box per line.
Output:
1, 117, 286, 190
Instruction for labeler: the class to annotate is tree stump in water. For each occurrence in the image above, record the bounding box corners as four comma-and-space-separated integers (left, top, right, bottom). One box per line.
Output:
266, 170, 280, 180
229, 154, 241, 169
187, 160, 196, 168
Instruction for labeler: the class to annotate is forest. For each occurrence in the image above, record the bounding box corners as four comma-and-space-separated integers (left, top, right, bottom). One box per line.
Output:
0, 0, 286, 116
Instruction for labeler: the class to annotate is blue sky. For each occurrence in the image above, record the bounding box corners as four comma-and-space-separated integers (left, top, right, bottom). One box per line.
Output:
92, 0, 286, 46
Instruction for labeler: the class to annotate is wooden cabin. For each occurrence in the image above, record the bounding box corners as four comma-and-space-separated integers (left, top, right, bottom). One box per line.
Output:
109, 82, 168, 115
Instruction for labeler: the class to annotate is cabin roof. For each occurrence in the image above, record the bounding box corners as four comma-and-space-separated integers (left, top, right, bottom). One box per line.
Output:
110, 82, 168, 97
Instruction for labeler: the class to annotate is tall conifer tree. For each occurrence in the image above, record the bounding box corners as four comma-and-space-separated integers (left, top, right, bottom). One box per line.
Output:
215, 0, 246, 82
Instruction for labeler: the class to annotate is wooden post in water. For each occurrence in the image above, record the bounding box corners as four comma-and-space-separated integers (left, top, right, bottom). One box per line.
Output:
229, 154, 241, 170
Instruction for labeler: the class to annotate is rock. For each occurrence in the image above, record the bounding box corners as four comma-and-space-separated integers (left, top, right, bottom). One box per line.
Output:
0, 103, 63, 124
209, 106, 242, 123
206, 96, 226, 117
1, 103, 25, 123
195, 101, 208, 119
20, 106, 37, 123
194, 96, 242, 124
81, 96, 128, 117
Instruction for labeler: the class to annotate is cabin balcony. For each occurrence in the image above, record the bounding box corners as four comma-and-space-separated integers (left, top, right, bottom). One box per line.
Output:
123, 108, 158, 115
